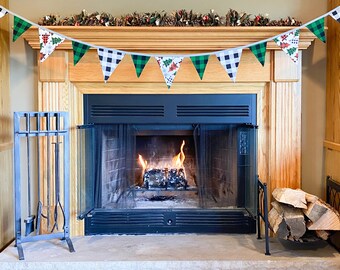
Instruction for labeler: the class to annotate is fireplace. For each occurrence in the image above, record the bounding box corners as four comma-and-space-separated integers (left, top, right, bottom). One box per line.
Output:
77, 93, 257, 234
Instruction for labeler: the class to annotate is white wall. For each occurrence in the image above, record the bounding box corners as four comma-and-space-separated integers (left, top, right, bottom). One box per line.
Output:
9, 0, 327, 197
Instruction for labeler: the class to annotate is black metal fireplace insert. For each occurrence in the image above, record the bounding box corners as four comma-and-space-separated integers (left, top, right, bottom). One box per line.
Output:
77, 94, 258, 234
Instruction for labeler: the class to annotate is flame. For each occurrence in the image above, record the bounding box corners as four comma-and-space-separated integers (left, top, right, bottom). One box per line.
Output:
138, 140, 186, 171
172, 140, 185, 169
138, 154, 147, 173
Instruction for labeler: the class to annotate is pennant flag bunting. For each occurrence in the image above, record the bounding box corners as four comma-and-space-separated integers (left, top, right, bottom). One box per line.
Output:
273, 29, 300, 63
1, 5, 337, 87
13, 16, 32, 42
97, 48, 125, 82
190, 55, 209, 80
155, 56, 183, 89
131, 54, 150, 78
216, 48, 243, 82
0, 7, 8, 18
330, 6, 340, 22
72, 41, 91, 65
39, 28, 65, 62
306, 18, 326, 43
249, 42, 267, 66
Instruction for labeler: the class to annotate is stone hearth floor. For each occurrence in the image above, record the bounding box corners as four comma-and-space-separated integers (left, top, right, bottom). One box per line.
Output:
0, 234, 339, 269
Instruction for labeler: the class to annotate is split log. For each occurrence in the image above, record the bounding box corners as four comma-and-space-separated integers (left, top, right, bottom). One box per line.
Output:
315, 230, 330, 241
303, 199, 328, 223
268, 206, 290, 239
307, 201, 340, 231
272, 188, 307, 209
271, 201, 306, 240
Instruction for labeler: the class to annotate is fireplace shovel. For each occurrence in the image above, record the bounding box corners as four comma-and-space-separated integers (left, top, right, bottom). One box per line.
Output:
24, 114, 35, 236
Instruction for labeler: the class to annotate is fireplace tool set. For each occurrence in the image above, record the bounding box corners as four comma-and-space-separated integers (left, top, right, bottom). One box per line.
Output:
14, 112, 75, 260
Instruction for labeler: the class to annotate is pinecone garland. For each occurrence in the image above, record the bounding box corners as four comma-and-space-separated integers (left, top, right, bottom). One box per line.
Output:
38, 9, 302, 27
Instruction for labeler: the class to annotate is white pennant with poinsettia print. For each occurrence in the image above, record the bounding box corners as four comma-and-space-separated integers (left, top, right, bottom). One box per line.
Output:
155, 56, 183, 89
39, 28, 65, 62
215, 48, 243, 82
273, 29, 300, 64
97, 48, 125, 82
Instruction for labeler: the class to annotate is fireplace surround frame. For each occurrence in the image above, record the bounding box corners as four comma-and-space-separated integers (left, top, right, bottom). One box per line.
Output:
78, 93, 258, 234
22, 26, 316, 235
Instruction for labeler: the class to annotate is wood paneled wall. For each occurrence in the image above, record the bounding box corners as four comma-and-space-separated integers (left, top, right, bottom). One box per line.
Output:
0, 0, 14, 251
21, 27, 316, 236
325, 0, 340, 185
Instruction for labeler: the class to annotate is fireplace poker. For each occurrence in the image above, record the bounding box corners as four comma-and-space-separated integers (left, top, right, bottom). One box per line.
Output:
46, 114, 51, 231
24, 114, 35, 236
35, 115, 47, 235
51, 116, 66, 232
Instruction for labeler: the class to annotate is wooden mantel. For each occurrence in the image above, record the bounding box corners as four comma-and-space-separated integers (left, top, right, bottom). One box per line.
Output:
23, 26, 316, 236
24, 26, 316, 51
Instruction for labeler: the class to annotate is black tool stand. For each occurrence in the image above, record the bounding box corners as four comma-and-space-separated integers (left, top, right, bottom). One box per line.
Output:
14, 112, 75, 260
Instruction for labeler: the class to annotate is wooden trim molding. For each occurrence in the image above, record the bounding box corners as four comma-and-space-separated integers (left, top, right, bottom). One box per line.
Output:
23, 26, 316, 51
324, 140, 340, 152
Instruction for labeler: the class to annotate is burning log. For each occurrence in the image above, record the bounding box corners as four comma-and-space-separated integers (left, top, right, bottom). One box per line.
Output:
138, 140, 188, 190
143, 168, 188, 189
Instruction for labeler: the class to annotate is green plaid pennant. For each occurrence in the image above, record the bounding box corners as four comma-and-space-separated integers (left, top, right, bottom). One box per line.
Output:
13, 16, 32, 42
190, 55, 209, 80
306, 18, 326, 43
131, 54, 150, 77
72, 41, 91, 65
249, 42, 267, 66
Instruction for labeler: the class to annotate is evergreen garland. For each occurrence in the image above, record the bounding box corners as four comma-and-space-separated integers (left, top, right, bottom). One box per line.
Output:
38, 9, 302, 27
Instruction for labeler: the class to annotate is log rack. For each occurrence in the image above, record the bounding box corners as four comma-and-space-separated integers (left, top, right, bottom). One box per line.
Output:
257, 177, 271, 255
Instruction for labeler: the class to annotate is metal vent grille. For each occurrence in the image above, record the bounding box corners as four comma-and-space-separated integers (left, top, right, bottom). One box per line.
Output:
91, 105, 165, 117
177, 105, 250, 117
89, 212, 165, 227
175, 212, 247, 226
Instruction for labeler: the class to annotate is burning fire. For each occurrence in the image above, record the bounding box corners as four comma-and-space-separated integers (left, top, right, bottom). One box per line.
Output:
138, 154, 148, 174
138, 140, 186, 170
172, 140, 186, 169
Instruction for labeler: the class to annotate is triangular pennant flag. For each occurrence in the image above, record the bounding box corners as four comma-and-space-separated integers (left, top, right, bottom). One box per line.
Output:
39, 28, 65, 62
306, 18, 326, 43
0, 7, 8, 18
97, 48, 125, 82
273, 29, 300, 63
155, 56, 183, 89
190, 55, 209, 80
13, 16, 32, 42
131, 54, 150, 78
330, 6, 340, 22
215, 48, 243, 82
249, 42, 267, 66
72, 41, 91, 65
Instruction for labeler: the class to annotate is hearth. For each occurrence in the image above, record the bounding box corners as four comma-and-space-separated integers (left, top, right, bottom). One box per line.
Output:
77, 94, 257, 234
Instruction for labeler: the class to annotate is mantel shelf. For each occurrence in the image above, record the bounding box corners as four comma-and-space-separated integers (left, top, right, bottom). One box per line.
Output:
23, 26, 317, 52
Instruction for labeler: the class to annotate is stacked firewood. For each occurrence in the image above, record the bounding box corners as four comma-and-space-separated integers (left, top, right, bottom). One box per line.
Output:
268, 188, 340, 241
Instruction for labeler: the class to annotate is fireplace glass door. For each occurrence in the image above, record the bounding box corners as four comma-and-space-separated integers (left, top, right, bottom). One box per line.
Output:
77, 124, 257, 215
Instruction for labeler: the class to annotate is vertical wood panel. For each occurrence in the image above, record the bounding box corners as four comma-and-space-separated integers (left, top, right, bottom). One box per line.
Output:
269, 81, 301, 194
325, 0, 340, 185
326, 0, 340, 144
0, 0, 11, 145
0, 0, 14, 250
0, 149, 13, 249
